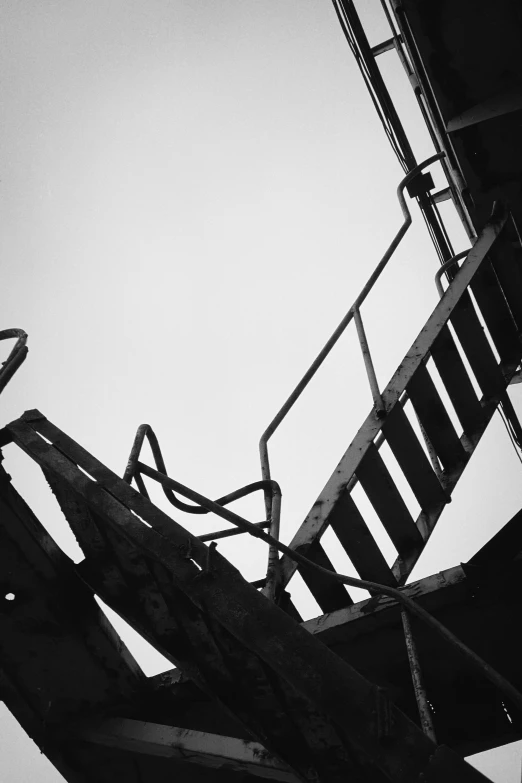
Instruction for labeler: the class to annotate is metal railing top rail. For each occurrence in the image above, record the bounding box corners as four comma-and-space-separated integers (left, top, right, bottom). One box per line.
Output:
259, 152, 444, 485
0, 329, 28, 396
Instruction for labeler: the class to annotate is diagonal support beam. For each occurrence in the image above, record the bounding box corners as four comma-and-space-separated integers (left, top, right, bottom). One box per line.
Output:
75, 719, 300, 782
4, 413, 492, 782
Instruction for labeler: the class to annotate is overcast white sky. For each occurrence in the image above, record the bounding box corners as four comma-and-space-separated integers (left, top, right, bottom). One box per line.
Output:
1, 1, 521, 781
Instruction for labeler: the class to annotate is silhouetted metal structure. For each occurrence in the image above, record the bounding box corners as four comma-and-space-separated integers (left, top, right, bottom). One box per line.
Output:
1, 1, 521, 781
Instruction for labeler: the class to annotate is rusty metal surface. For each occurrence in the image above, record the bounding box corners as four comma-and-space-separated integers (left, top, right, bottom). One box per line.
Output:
2, 438, 517, 775
3, 413, 498, 783
151, 550, 522, 758
0, 462, 144, 782
15, 409, 522, 714
400, 610, 437, 743
74, 719, 300, 782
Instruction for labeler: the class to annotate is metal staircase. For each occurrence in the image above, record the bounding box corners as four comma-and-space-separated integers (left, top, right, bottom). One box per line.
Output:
277, 205, 522, 611
1, 203, 522, 782
0, 414, 492, 783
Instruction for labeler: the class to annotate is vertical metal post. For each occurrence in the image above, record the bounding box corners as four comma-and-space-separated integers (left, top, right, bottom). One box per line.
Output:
353, 307, 385, 417
401, 609, 437, 743
263, 488, 282, 602
260, 444, 277, 601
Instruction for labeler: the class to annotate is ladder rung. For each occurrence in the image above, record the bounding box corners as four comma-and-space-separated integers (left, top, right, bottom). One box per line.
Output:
407, 364, 468, 473
356, 442, 423, 556
470, 261, 522, 365
449, 292, 506, 398
298, 541, 353, 613
382, 405, 448, 511
329, 492, 397, 586
430, 325, 484, 436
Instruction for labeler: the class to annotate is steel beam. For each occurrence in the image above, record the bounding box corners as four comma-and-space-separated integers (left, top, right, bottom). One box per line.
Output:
77, 719, 300, 782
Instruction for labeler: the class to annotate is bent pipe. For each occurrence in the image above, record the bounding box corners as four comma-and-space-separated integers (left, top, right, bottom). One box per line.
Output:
0, 329, 28, 395
124, 423, 279, 516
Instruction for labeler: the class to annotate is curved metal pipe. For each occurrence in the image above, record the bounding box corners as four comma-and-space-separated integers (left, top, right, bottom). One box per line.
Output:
0, 328, 28, 394
434, 250, 470, 297
124, 423, 275, 516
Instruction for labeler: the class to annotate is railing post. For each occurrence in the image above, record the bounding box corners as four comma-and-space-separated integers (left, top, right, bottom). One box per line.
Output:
263, 488, 282, 602
401, 609, 437, 743
353, 307, 385, 417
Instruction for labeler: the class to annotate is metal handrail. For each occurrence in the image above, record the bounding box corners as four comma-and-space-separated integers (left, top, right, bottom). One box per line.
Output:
259, 153, 445, 595
0, 329, 28, 395
132, 457, 522, 716
124, 423, 282, 597
124, 424, 273, 515
434, 250, 470, 297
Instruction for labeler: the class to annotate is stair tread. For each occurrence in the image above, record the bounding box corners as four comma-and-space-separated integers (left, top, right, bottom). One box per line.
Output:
449, 291, 506, 398
298, 541, 353, 613
407, 364, 468, 473
356, 442, 423, 556
470, 260, 521, 365
329, 491, 397, 585
382, 404, 448, 511
430, 325, 484, 436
